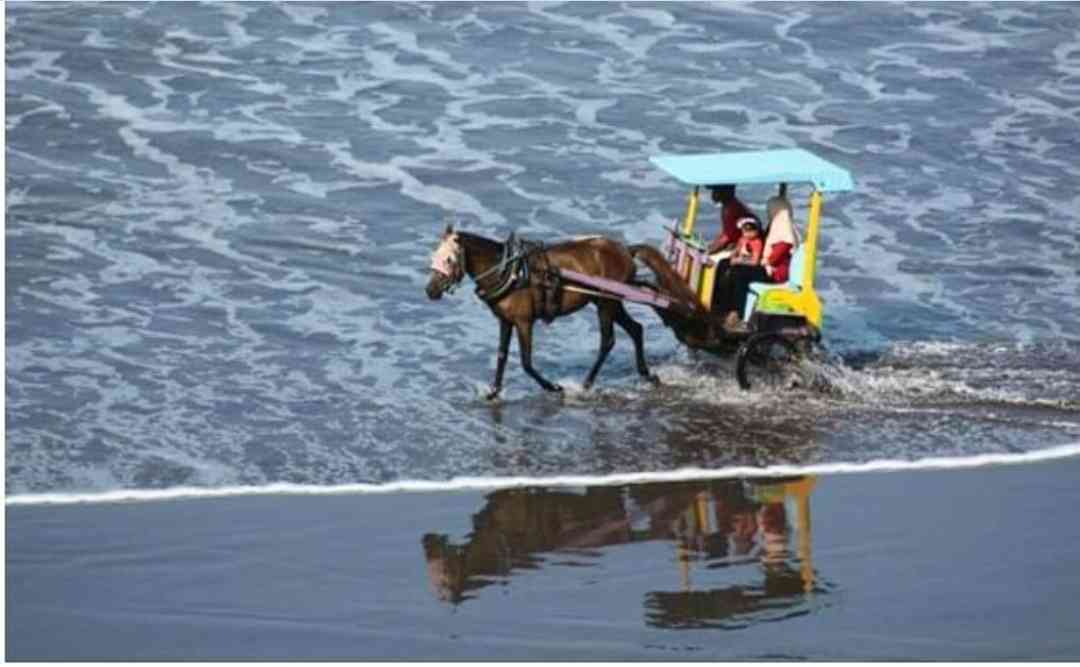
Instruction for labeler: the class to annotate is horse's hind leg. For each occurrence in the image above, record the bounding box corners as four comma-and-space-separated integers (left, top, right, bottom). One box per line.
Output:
515, 319, 562, 393
614, 302, 660, 386
584, 300, 617, 389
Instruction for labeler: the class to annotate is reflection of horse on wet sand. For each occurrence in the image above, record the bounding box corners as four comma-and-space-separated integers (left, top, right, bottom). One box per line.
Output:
421, 477, 822, 627
425, 225, 702, 399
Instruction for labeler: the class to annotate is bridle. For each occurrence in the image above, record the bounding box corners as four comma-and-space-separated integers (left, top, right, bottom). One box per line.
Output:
429, 234, 467, 294
430, 231, 545, 303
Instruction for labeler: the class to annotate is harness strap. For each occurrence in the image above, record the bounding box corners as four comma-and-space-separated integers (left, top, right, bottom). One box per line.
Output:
532, 246, 562, 323
474, 234, 529, 303
468, 235, 573, 321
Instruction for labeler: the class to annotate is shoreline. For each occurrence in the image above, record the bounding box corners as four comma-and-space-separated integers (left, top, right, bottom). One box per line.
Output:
7, 440, 1080, 506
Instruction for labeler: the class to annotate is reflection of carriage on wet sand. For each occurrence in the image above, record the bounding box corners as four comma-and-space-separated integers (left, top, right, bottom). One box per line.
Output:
426, 148, 853, 394
421, 477, 822, 628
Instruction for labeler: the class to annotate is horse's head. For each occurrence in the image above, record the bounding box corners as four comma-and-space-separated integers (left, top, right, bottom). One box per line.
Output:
426, 224, 465, 300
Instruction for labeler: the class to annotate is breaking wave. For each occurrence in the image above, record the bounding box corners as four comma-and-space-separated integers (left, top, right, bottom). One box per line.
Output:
8, 441, 1080, 506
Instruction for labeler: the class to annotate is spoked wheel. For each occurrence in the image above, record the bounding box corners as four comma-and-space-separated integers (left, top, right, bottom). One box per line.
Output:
735, 332, 803, 391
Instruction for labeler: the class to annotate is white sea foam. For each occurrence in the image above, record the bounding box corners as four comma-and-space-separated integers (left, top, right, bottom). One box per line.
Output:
8, 442, 1080, 507
277, 2, 328, 29
367, 21, 473, 79
526, 3, 670, 62
325, 142, 508, 225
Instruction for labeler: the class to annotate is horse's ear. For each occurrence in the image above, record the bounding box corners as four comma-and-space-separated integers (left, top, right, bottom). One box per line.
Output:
444, 223, 454, 236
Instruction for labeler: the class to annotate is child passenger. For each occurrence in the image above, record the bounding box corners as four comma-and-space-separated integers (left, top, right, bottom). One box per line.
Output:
730, 217, 764, 266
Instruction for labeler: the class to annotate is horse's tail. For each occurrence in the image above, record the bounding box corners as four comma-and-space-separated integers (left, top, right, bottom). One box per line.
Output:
628, 244, 706, 318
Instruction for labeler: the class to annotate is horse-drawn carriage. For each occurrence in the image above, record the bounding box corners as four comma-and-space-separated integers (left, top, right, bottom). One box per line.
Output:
426, 148, 854, 395
638, 148, 854, 390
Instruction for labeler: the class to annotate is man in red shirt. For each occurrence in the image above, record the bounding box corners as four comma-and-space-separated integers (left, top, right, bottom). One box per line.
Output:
708, 184, 760, 319
706, 184, 759, 254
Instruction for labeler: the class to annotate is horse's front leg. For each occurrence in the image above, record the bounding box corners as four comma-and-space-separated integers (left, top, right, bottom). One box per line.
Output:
486, 319, 513, 400
515, 319, 562, 393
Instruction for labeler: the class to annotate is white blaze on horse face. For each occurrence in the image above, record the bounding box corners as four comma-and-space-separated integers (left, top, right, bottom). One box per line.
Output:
430, 234, 461, 279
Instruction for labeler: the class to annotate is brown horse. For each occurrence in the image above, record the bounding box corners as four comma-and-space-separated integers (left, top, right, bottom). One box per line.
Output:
425, 225, 659, 399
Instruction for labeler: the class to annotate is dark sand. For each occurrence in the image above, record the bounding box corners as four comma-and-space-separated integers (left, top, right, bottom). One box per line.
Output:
8, 456, 1080, 661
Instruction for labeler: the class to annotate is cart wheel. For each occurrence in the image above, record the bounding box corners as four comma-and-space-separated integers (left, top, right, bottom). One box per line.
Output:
735, 332, 801, 391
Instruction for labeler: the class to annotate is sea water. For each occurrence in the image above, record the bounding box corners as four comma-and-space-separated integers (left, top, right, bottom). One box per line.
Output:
7, 2, 1080, 501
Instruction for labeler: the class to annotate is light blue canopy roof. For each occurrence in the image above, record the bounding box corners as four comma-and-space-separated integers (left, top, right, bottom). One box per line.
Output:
649, 148, 855, 192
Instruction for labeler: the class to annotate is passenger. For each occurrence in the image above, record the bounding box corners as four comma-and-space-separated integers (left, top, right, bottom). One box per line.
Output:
720, 196, 800, 332
707, 185, 760, 313
706, 184, 759, 254
760, 195, 800, 283
730, 217, 764, 266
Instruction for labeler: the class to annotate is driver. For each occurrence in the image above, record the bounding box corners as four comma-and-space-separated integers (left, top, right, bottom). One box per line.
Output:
707, 184, 761, 320
706, 184, 760, 255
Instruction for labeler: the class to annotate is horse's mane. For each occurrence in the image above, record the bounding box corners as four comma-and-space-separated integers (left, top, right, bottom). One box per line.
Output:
455, 231, 503, 251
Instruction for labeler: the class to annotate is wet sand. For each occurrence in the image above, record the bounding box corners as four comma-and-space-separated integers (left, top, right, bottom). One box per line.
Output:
8, 456, 1080, 661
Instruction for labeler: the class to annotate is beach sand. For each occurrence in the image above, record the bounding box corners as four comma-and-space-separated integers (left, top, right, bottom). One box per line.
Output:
7, 456, 1080, 661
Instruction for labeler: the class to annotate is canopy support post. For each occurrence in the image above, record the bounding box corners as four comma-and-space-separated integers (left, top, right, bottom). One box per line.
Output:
804, 190, 822, 292
680, 186, 699, 236
795, 189, 825, 329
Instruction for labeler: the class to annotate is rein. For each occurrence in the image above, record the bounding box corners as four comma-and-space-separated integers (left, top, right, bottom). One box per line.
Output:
471, 237, 522, 301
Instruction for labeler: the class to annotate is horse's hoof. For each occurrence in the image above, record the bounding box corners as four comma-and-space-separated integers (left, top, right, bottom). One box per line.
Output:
485, 387, 501, 401
647, 374, 661, 387
548, 384, 563, 393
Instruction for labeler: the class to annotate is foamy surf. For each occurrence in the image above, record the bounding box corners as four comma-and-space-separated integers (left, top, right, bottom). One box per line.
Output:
8, 442, 1080, 507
